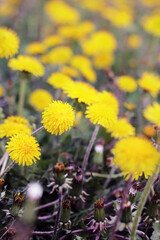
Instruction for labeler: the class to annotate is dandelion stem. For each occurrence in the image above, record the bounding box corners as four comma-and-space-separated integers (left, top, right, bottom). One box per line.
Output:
31, 125, 44, 136
53, 188, 62, 240
85, 171, 123, 179
82, 124, 99, 174
18, 78, 27, 116
130, 165, 159, 240
0, 160, 15, 179
35, 199, 58, 211
109, 175, 132, 240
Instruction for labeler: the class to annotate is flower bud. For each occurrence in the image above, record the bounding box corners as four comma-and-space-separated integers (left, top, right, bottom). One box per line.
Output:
60, 199, 71, 229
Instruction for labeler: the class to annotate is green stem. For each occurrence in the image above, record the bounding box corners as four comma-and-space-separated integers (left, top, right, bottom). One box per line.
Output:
130, 165, 159, 240
0, 160, 15, 179
18, 78, 27, 116
85, 172, 123, 179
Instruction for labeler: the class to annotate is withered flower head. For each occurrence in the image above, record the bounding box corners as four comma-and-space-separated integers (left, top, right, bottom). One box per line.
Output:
53, 162, 65, 174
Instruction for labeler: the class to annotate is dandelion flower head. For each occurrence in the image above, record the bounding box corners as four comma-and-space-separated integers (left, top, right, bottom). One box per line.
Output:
26, 42, 46, 55
85, 103, 117, 129
127, 34, 142, 49
139, 72, 160, 97
8, 55, 45, 77
81, 31, 117, 56
58, 21, 95, 40
70, 55, 96, 83
45, 0, 80, 25
61, 66, 79, 78
112, 136, 160, 180
108, 118, 135, 139
43, 34, 64, 48
29, 89, 53, 111
93, 91, 119, 114
142, 14, 160, 37
143, 125, 155, 138
117, 75, 137, 92
42, 101, 75, 135
6, 133, 41, 166
93, 52, 114, 69
102, 7, 133, 28
41, 46, 73, 65
123, 102, 136, 111
143, 102, 160, 126
47, 72, 73, 89
0, 27, 19, 58
4, 115, 29, 125
63, 81, 98, 105
0, 116, 31, 138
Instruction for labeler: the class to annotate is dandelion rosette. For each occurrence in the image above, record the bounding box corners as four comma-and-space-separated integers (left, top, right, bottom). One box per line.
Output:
112, 136, 160, 180
29, 89, 53, 111
42, 100, 75, 135
0, 27, 19, 58
8, 55, 45, 77
6, 133, 41, 166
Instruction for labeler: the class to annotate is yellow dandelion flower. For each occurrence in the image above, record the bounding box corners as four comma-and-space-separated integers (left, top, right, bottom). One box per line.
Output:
47, 72, 73, 89
0, 115, 31, 138
8, 55, 45, 77
0, 85, 5, 97
43, 34, 64, 48
81, 31, 117, 56
61, 66, 79, 78
45, 0, 80, 25
63, 81, 98, 105
42, 100, 75, 135
112, 136, 160, 180
41, 46, 73, 65
85, 103, 117, 129
26, 42, 46, 55
139, 72, 160, 97
108, 118, 135, 139
0, 27, 19, 58
58, 21, 95, 40
4, 115, 29, 125
6, 133, 41, 166
142, 14, 160, 37
143, 102, 160, 126
123, 102, 136, 110
93, 91, 119, 114
80, 0, 106, 12
29, 89, 53, 111
102, 7, 133, 28
140, 0, 160, 7
117, 75, 137, 92
93, 52, 114, 69
143, 125, 155, 138
0, 3, 13, 16
70, 55, 96, 83
127, 34, 142, 49
0, 122, 31, 138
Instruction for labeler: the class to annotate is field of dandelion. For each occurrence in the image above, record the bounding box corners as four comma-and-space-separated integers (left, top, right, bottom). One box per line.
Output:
0, 0, 160, 239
